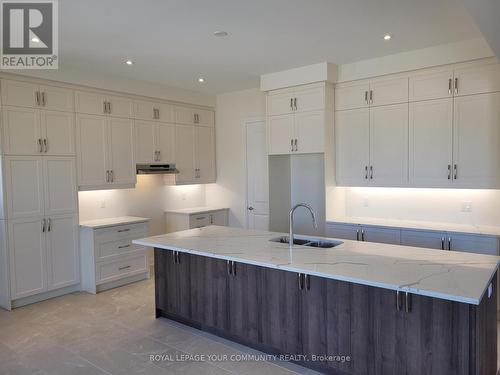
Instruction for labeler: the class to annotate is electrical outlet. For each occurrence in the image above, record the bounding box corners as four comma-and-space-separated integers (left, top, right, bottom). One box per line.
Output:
100, 200, 106, 208
461, 201, 472, 212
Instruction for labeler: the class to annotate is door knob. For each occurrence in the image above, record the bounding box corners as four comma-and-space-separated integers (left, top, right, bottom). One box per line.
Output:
248, 206, 254, 211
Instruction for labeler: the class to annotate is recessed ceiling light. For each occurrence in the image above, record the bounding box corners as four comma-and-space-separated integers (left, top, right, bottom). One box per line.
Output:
213, 31, 228, 37
198, 77, 205, 83
31, 37, 40, 43
384, 34, 392, 41
125, 60, 134, 65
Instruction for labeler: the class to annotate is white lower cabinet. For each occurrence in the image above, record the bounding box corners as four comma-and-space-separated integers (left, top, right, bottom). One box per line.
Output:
401, 229, 447, 250
325, 223, 400, 244
80, 218, 150, 294
165, 208, 229, 233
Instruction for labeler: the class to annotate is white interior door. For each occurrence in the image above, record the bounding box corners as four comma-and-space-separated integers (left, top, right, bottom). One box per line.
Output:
245, 120, 269, 230
40, 110, 75, 155
107, 118, 136, 185
44, 158, 77, 216
46, 214, 79, 290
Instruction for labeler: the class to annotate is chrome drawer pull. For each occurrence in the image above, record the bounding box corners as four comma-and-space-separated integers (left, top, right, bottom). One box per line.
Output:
117, 229, 130, 232
118, 244, 131, 249
119, 265, 131, 271
195, 217, 206, 220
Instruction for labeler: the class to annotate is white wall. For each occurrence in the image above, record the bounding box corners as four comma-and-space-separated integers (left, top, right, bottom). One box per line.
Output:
206, 88, 266, 228
78, 175, 206, 236
329, 187, 500, 227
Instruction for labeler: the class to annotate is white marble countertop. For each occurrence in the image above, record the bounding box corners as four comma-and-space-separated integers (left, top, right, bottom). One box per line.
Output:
165, 207, 229, 215
134, 226, 500, 305
328, 216, 500, 237
80, 216, 150, 229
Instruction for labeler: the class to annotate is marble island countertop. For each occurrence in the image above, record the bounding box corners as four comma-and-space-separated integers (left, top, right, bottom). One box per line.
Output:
134, 226, 500, 305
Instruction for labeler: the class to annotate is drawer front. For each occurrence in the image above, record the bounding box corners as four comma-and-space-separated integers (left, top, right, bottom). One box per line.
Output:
96, 254, 148, 284
189, 214, 211, 228
97, 238, 145, 261
95, 222, 148, 243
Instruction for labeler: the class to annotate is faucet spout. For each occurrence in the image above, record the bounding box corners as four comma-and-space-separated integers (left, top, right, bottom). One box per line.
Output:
289, 203, 318, 249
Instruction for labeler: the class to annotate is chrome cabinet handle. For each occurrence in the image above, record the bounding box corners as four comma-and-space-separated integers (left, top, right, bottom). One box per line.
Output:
47, 218, 52, 232
119, 265, 131, 271
369, 166, 373, 179
305, 274, 310, 290
118, 244, 131, 249
447, 164, 451, 180
43, 139, 48, 153
294, 139, 298, 152
232, 261, 236, 277
41, 92, 46, 106
173, 251, 177, 264
290, 98, 293, 111
441, 237, 445, 250
107, 102, 112, 114
290, 139, 294, 152
364, 91, 368, 105
365, 166, 368, 179
454, 78, 459, 94
294, 97, 297, 111
448, 78, 452, 95
298, 273, 304, 290
42, 218, 46, 232
453, 164, 457, 180
405, 292, 411, 313
396, 291, 402, 311
110, 170, 114, 182
35, 91, 40, 106
117, 228, 130, 233
103, 101, 107, 114
448, 237, 452, 251
361, 229, 365, 241
356, 229, 360, 241
227, 260, 232, 275
157, 150, 161, 161
369, 90, 373, 104
195, 216, 206, 220
38, 138, 43, 153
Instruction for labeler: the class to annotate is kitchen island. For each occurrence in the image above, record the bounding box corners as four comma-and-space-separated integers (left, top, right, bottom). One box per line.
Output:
134, 226, 500, 375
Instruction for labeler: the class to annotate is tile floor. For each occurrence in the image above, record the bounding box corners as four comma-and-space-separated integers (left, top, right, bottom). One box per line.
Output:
0, 278, 321, 375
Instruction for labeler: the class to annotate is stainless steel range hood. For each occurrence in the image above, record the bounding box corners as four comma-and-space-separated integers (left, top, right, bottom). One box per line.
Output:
136, 164, 179, 175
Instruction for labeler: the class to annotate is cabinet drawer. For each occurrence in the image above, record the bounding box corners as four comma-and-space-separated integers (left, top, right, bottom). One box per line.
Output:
95, 222, 148, 242
97, 238, 145, 261
189, 214, 211, 228
96, 254, 148, 284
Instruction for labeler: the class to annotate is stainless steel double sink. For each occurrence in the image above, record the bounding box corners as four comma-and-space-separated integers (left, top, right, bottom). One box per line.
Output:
269, 236, 343, 248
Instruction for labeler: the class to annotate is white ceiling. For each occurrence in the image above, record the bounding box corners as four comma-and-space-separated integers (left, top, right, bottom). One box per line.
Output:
60, 0, 481, 94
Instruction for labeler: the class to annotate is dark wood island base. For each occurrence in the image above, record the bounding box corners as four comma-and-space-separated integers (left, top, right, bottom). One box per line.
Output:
154, 248, 497, 375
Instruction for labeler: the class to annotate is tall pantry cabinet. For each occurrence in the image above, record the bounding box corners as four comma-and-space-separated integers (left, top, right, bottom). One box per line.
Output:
0, 79, 79, 309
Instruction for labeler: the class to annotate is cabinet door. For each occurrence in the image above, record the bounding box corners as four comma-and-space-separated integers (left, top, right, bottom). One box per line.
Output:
409, 99, 453, 187
294, 110, 324, 153
294, 85, 325, 112
107, 118, 136, 186
267, 90, 294, 116
75, 91, 107, 115
369, 103, 408, 186
1, 106, 41, 155
260, 267, 302, 354
361, 226, 401, 244
194, 108, 214, 127
134, 120, 156, 163
409, 68, 454, 101
133, 100, 156, 121
0, 79, 37, 107
454, 62, 500, 96
76, 114, 108, 187
267, 114, 294, 155
4, 156, 45, 219
209, 210, 227, 226
40, 110, 75, 155
39, 85, 74, 112
157, 103, 174, 123
107, 95, 133, 118
335, 81, 370, 111
401, 229, 446, 250
335, 109, 370, 186
155, 249, 179, 315
195, 126, 216, 183
369, 76, 409, 107
448, 233, 498, 255
325, 223, 360, 241
44, 158, 77, 216
453, 93, 500, 188
8, 218, 47, 299
46, 214, 79, 290
174, 106, 195, 125
228, 262, 260, 342
157, 122, 176, 163
175, 252, 191, 318
175, 125, 196, 183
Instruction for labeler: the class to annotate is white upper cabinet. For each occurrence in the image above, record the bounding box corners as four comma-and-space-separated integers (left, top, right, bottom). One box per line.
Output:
335, 77, 408, 111
107, 118, 136, 186
175, 106, 214, 127
40, 110, 75, 155
1, 79, 74, 111
1, 106, 41, 155
409, 67, 454, 101
267, 83, 329, 155
453, 92, 500, 188
369, 104, 408, 186
157, 122, 175, 163
75, 91, 133, 118
195, 126, 216, 183
454, 62, 500, 97
134, 120, 156, 163
43, 158, 77, 216
409, 99, 453, 187
175, 124, 196, 184
76, 114, 108, 188
134, 100, 173, 122
335, 109, 370, 186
